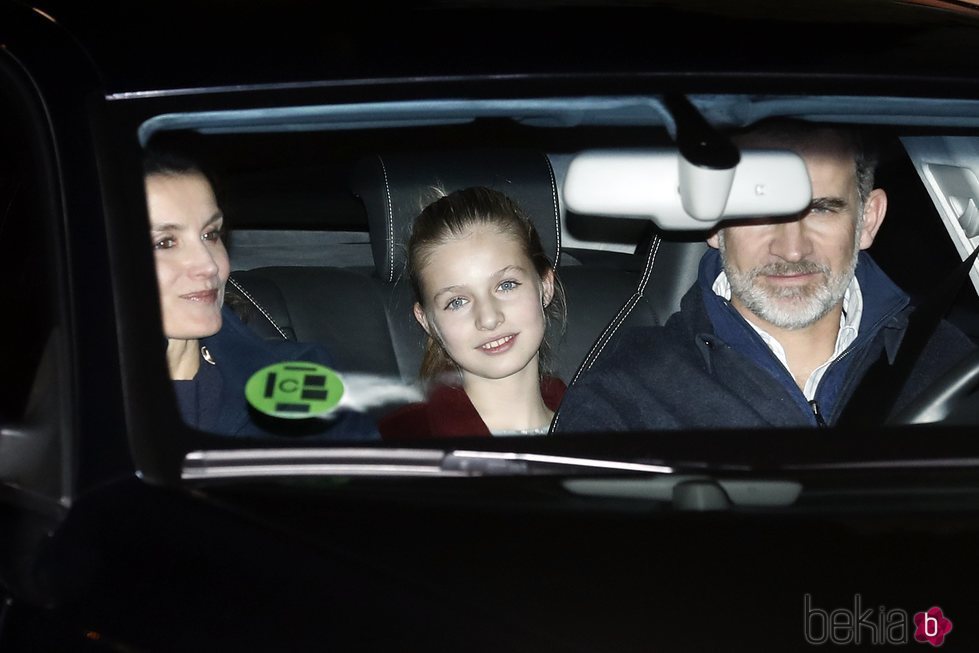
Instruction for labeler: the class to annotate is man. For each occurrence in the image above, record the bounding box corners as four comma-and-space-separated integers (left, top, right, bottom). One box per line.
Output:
553, 120, 976, 432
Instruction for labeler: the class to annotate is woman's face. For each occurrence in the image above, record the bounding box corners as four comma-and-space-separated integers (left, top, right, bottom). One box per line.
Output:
413, 225, 554, 383
146, 171, 230, 341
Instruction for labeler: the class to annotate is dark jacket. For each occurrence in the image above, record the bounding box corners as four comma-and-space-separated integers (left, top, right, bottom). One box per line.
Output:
553, 250, 975, 433
174, 306, 379, 439
379, 376, 566, 439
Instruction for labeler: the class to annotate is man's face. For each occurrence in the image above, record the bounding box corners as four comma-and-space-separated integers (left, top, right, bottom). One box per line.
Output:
708, 139, 886, 331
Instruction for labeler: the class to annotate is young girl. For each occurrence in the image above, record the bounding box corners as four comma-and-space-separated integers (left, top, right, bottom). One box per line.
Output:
379, 186, 567, 439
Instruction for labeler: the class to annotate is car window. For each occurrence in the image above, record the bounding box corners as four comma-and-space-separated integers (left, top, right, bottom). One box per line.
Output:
128, 95, 979, 461
870, 136, 979, 338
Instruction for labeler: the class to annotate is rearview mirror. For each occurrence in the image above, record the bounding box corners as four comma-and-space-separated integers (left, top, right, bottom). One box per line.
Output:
563, 148, 812, 230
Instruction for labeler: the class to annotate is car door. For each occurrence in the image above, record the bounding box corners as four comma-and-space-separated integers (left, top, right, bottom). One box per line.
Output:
0, 4, 129, 646
0, 31, 73, 632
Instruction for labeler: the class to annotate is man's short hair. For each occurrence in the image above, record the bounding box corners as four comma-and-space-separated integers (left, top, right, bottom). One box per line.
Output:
729, 118, 879, 205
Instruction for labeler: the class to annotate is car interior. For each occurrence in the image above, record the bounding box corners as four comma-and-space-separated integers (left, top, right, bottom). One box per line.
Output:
221, 146, 707, 420
13, 6, 979, 650
140, 94, 979, 437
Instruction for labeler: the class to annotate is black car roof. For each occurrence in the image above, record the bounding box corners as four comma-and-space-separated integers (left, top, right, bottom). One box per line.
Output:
30, 0, 979, 96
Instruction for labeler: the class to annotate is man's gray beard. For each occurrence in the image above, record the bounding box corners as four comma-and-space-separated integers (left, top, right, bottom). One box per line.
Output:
719, 239, 859, 331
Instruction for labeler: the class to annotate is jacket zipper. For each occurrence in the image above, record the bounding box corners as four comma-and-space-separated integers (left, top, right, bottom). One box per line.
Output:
720, 299, 903, 427
808, 400, 827, 428
812, 309, 903, 423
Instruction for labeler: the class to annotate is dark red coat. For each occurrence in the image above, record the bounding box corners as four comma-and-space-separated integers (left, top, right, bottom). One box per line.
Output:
379, 376, 566, 439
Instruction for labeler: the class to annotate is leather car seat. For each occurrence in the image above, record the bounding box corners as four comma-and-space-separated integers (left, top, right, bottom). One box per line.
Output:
224, 147, 706, 422
348, 148, 676, 385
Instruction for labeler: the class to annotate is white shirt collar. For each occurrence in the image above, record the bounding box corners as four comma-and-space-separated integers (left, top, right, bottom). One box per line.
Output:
712, 271, 863, 400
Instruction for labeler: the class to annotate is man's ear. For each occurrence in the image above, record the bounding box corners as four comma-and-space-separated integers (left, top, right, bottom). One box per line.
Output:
413, 302, 432, 336
706, 229, 721, 250
541, 268, 555, 307
858, 188, 888, 250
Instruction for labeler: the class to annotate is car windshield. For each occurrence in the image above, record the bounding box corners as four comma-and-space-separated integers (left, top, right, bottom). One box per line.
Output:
126, 91, 979, 479
45, 0, 971, 491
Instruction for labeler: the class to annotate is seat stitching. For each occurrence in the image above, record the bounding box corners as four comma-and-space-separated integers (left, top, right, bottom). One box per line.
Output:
588, 237, 661, 359
542, 153, 561, 265
587, 297, 639, 367
636, 236, 661, 295
570, 294, 640, 386
378, 155, 395, 283
227, 276, 289, 340
549, 405, 563, 433
579, 295, 639, 371
569, 235, 662, 383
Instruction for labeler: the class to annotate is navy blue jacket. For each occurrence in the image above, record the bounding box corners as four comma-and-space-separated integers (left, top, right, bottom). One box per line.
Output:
174, 306, 379, 439
553, 250, 976, 433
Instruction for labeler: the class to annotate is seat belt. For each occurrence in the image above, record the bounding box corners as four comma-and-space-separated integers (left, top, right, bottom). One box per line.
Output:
835, 242, 979, 427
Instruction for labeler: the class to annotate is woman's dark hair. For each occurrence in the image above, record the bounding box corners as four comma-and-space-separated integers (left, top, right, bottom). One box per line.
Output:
407, 186, 567, 380
142, 131, 220, 194
143, 147, 204, 178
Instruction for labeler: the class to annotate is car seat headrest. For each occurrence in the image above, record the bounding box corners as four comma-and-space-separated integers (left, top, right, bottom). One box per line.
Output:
349, 149, 561, 283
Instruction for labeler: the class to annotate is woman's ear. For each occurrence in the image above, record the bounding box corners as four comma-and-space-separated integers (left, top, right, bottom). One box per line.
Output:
413, 302, 432, 335
541, 268, 556, 307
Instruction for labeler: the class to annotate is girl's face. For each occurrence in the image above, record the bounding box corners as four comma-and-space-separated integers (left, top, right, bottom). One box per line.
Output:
146, 171, 230, 341
413, 225, 554, 383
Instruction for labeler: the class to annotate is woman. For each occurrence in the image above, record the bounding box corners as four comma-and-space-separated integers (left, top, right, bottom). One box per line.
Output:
379, 186, 567, 439
145, 147, 377, 439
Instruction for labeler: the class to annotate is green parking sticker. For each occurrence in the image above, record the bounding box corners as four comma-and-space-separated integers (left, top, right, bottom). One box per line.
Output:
245, 361, 345, 419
